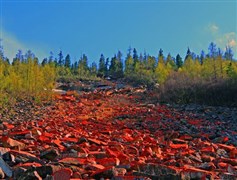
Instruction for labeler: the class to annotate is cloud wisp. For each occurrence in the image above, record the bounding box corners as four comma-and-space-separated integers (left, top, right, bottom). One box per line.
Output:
206, 23, 237, 56
207, 23, 219, 34
1, 29, 48, 62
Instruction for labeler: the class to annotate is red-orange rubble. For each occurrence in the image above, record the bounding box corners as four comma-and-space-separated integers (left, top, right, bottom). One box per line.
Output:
0, 87, 237, 179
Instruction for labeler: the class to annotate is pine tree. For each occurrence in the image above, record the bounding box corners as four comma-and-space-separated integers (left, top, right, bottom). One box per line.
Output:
58, 50, 64, 66
41, 58, 48, 66
208, 42, 218, 79
48, 51, 54, 64
65, 54, 71, 68
185, 47, 192, 61
13, 50, 24, 65
90, 62, 97, 77
109, 52, 123, 79
78, 54, 89, 78
175, 54, 183, 69
124, 52, 134, 78
158, 48, 165, 64
224, 46, 233, 61
98, 54, 106, 77
105, 58, 109, 77
208, 42, 217, 58
166, 53, 176, 70
200, 50, 205, 65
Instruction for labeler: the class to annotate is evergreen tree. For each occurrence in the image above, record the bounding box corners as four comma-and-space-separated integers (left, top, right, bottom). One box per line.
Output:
158, 48, 163, 57
13, 50, 24, 65
133, 48, 138, 63
58, 50, 64, 66
147, 55, 156, 72
208, 42, 217, 58
166, 53, 176, 69
226, 62, 235, 77
48, 51, 54, 64
98, 54, 106, 77
90, 62, 97, 76
65, 54, 71, 68
127, 46, 132, 58
158, 48, 165, 64
224, 46, 233, 61
200, 50, 205, 65
124, 52, 134, 78
185, 47, 192, 61
105, 57, 109, 77
116, 51, 124, 78
109, 52, 123, 79
175, 54, 183, 68
41, 58, 48, 66
78, 54, 89, 78
72, 61, 78, 75
208, 42, 218, 79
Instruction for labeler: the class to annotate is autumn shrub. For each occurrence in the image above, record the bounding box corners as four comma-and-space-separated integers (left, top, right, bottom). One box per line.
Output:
159, 72, 237, 107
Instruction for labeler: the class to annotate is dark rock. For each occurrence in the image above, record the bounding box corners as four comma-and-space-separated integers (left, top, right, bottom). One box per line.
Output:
18, 170, 42, 180
13, 167, 27, 179
40, 149, 59, 161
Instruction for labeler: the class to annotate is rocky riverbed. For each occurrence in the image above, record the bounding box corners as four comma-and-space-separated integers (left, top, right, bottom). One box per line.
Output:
0, 86, 236, 179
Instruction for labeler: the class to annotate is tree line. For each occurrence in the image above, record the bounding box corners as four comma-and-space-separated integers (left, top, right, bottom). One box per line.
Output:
0, 42, 236, 106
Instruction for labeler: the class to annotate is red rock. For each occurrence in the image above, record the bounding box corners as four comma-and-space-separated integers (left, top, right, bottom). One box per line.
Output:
218, 162, 228, 168
200, 146, 215, 153
219, 157, 237, 166
61, 137, 78, 143
217, 144, 235, 152
86, 163, 105, 171
53, 139, 66, 151
96, 158, 120, 167
2, 136, 26, 150
2, 122, 14, 129
19, 162, 42, 167
52, 168, 72, 180
90, 166, 114, 178
201, 154, 215, 162
71, 171, 82, 178
59, 157, 86, 165
169, 142, 188, 149
9, 130, 31, 136
230, 148, 237, 158
38, 135, 51, 143
87, 138, 107, 146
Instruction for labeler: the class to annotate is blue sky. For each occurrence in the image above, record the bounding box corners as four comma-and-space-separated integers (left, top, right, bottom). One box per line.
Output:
0, 0, 236, 64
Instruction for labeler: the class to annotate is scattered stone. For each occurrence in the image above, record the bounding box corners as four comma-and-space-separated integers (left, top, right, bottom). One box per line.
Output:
0, 86, 236, 179
40, 149, 59, 161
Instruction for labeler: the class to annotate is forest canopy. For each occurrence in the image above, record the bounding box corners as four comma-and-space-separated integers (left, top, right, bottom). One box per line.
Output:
0, 42, 237, 107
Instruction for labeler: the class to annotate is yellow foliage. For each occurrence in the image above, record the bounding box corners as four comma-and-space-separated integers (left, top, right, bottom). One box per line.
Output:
0, 58, 56, 106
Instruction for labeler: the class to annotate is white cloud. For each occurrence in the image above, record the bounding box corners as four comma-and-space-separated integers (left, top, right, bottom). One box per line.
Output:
206, 23, 237, 57
207, 23, 219, 34
1, 30, 48, 62
217, 32, 237, 49
229, 39, 236, 47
